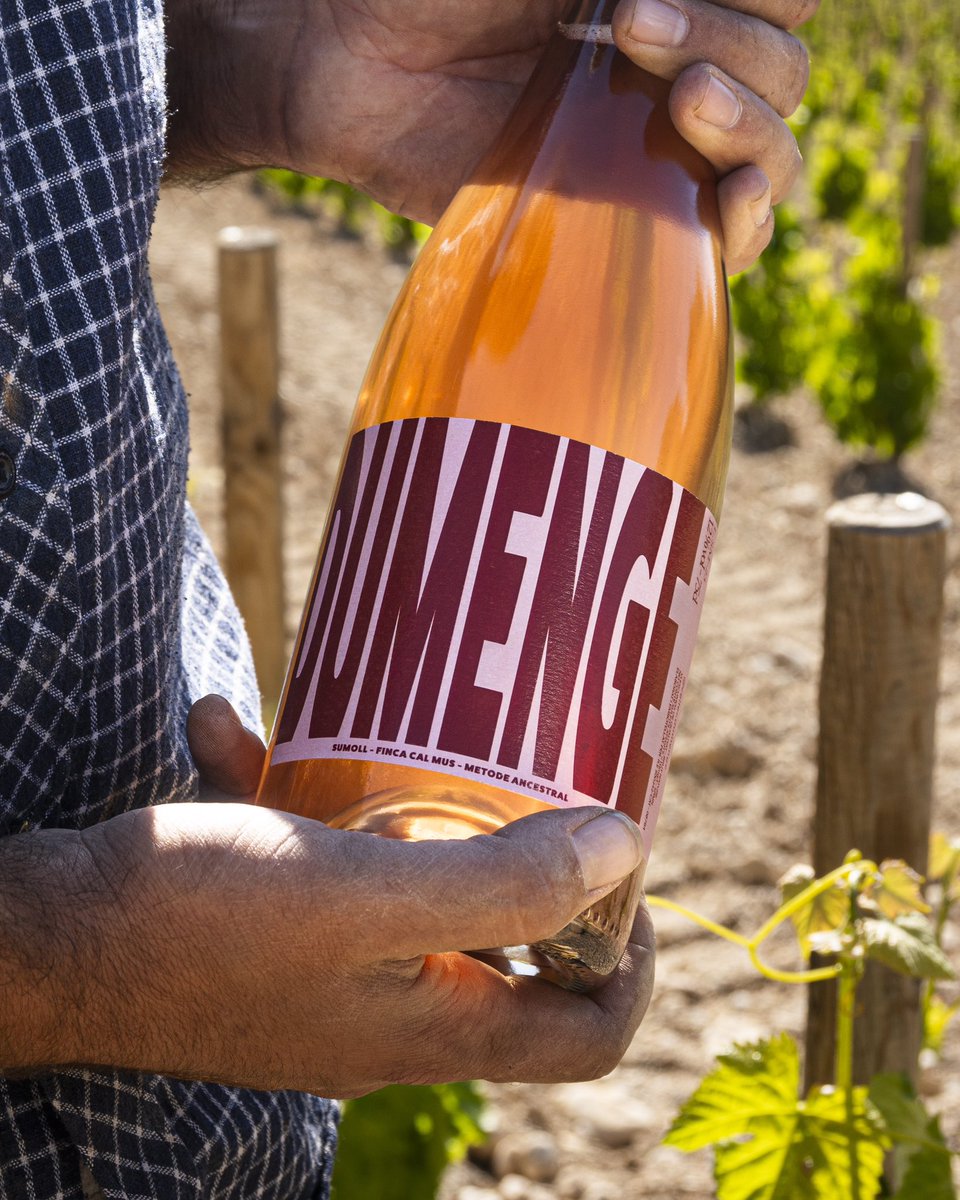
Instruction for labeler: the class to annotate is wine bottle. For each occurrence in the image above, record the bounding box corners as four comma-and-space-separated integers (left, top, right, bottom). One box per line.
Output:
256, 0, 733, 989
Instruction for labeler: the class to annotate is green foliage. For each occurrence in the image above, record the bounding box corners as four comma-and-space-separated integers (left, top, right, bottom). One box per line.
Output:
924, 993, 960, 1057
662, 850, 959, 1200
929, 834, 960, 892
732, 0, 958, 459
810, 122, 871, 222
258, 169, 432, 254
729, 209, 835, 405
778, 863, 850, 959
331, 1082, 484, 1200
923, 834, 960, 1056
802, 221, 940, 458
923, 134, 960, 247
869, 1075, 955, 1199
666, 1035, 888, 1200
861, 914, 956, 981
668, 1044, 958, 1200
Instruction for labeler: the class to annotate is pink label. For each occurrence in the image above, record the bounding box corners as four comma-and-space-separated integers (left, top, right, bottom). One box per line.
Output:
272, 418, 716, 856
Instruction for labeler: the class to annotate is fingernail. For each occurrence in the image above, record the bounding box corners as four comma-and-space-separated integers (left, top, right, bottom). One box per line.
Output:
751, 183, 773, 227
628, 0, 689, 47
696, 74, 742, 129
572, 812, 644, 890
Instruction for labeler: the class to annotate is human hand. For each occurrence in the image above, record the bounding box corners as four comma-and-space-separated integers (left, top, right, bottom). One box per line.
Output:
166, 0, 816, 274
35, 695, 652, 1096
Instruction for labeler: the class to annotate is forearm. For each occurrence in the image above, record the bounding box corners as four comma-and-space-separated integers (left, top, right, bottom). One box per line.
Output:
1, 804, 321, 1090
0, 829, 103, 1071
163, 0, 327, 181
0, 816, 204, 1079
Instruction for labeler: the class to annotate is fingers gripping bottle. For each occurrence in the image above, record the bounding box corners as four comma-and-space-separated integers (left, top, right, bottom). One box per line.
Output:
256, 0, 733, 989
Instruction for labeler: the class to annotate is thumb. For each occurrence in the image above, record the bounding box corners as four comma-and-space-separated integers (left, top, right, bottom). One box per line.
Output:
337, 806, 644, 962
187, 694, 266, 798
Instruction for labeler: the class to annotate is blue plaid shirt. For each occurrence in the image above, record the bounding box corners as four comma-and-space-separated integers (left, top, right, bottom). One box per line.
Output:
0, 0, 338, 1195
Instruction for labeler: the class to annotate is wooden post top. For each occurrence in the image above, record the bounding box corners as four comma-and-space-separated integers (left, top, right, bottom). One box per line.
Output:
826, 491, 951, 535
217, 226, 279, 252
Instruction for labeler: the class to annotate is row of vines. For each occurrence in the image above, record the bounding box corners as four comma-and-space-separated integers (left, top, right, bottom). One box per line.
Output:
733, 0, 960, 460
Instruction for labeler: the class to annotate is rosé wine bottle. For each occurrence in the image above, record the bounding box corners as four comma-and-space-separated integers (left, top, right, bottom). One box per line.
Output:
256, 0, 733, 989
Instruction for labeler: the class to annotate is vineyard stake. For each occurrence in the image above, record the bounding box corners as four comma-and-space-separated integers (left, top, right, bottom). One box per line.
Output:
804, 492, 950, 1091
218, 226, 287, 706
902, 83, 933, 288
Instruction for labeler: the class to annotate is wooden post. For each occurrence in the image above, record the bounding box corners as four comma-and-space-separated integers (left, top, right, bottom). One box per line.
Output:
217, 227, 286, 705
902, 128, 926, 286
805, 492, 950, 1092
902, 85, 932, 288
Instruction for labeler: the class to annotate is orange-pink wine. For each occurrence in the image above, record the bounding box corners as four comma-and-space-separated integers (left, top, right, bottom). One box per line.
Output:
257, 0, 733, 988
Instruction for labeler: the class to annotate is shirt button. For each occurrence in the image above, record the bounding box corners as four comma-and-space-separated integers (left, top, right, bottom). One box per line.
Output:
0, 450, 16, 499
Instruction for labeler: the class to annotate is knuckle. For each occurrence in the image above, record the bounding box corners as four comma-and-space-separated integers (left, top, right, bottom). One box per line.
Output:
520, 865, 581, 943
777, 33, 811, 117
755, 215, 776, 257
788, 142, 804, 188
773, 141, 804, 201
492, 838, 581, 944
675, 58, 709, 89
554, 1017, 632, 1083
579, 1036, 626, 1081
732, 213, 775, 275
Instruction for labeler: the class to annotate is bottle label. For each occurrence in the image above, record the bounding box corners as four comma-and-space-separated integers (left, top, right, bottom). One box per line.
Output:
272, 418, 716, 853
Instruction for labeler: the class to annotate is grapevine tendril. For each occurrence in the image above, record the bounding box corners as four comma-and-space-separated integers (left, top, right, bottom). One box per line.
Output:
647, 861, 876, 988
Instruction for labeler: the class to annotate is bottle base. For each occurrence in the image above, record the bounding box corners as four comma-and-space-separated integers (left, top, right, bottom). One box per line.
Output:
326, 784, 641, 991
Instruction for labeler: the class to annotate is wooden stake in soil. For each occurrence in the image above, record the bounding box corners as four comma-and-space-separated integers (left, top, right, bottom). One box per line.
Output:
805, 492, 950, 1091
902, 125, 927, 287
218, 226, 286, 705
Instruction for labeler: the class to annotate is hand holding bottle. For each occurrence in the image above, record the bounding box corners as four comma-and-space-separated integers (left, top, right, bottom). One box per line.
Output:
0, 696, 651, 1092
177, 696, 656, 1095
168, 0, 816, 272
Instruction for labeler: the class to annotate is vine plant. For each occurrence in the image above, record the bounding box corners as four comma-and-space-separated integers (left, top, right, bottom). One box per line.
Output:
652, 847, 959, 1200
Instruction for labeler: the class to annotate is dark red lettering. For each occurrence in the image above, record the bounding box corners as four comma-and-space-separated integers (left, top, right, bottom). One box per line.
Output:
438, 426, 559, 760
307, 421, 419, 739
497, 444, 623, 778
574, 469, 673, 804
276, 425, 391, 744
352, 420, 501, 745
617, 489, 703, 815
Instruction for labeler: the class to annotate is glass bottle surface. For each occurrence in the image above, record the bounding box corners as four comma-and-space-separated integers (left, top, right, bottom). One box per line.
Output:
257, 2, 733, 988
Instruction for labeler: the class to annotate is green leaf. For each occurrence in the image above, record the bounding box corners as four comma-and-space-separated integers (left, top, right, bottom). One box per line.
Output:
861, 914, 957, 981
665, 1037, 888, 1200
807, 930, 848, 957
788, 880, 850, 960
331, 1083, 484, 1200
868, 1074, 955, 1200
928, 834, 960, 884
895, 1131, 956, 1200
874, 861, 931, 918
780, 864, 816, 903
665, 1035, 801, 1152
868, 1074, 932, 1145
714, 1086, 887, 1200
923, 992, 960, 1055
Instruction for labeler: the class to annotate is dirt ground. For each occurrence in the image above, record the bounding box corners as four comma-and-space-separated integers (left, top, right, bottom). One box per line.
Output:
150, 176, 960, 1199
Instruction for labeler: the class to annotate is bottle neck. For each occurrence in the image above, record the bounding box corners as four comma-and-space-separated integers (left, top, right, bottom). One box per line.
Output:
561, 0, 619, 42
471, 4, 719, 236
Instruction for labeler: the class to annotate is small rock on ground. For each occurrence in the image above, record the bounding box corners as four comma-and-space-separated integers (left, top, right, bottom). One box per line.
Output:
491, 1131, 559, 1184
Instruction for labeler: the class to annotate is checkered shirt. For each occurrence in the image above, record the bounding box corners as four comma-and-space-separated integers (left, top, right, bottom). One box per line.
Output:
0, 0, 338, 1195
